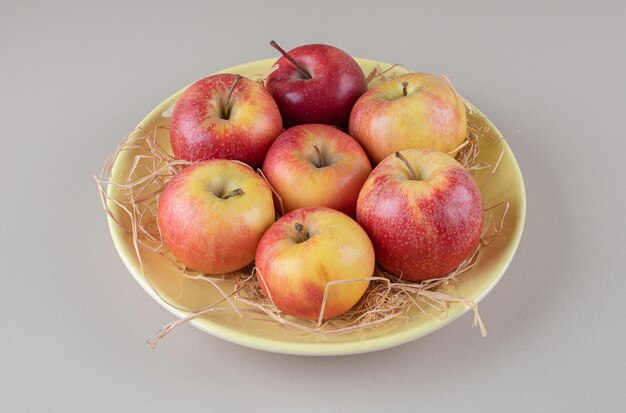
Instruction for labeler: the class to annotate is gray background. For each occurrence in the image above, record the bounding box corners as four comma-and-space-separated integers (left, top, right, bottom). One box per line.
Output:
2, 0, 625, 411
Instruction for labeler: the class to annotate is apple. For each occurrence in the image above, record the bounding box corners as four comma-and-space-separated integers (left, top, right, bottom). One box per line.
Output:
170, 73, 283, 168
158, 159, 275, 274
261, 124, 372, 216
349, 73, 467, 164
356, 149, 483, 281
265, 41, 367, 128
255, 207, 374, 321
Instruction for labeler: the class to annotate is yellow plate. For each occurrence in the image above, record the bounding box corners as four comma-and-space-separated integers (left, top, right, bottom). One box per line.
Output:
107, 58, 526, 356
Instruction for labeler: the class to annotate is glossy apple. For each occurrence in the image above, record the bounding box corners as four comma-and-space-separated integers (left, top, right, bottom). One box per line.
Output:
158, 160, 275, 274
261, 124, 372, 216
170, 73, 282, 168
349, 73, 467, 164
255, 207, 374, 321
357, 149, 483, 281
265, 41, 367, 128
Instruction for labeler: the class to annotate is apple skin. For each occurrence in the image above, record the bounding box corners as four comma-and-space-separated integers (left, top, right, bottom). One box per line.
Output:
157, 160, 275, 274
356, 149, 483, 281
266, 44, 367, 128
261, 124, 372, 216
349, 73, 467, 164
170, 73, 283, 168
255, 207, 374, 321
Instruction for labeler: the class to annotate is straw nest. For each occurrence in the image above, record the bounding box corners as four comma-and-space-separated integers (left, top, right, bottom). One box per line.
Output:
95, 66, 510, 347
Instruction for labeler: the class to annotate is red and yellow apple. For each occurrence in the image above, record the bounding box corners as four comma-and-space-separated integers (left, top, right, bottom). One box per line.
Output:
158, 160, 275, 274
261, 124, 372, 216
349, 73, 467, 164
170, 73, 282, 168
266, 41, 367, 128
357, 149, 483, 281
255, 207, 374, 320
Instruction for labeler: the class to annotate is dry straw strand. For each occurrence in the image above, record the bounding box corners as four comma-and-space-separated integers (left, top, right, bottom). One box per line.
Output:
257, 168, 285, 217
366, 63, 403, 86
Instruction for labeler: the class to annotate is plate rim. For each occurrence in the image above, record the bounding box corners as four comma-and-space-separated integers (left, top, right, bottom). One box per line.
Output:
107, 58, 527, 356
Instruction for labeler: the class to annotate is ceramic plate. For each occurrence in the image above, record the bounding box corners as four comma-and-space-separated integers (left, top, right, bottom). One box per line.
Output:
107, 58, 526, 356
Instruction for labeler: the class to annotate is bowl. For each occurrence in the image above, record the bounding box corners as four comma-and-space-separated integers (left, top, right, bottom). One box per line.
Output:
106, 58, 526, 356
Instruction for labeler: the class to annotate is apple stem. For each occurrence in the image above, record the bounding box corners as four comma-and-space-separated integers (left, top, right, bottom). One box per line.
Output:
395, 151, 419, 180
402, 81, 409, 97
294, 222, 310, 242
270, 40, 312, 80
312, 142, 325, 167
222, 188, 244, 199
223, 74, 242, 119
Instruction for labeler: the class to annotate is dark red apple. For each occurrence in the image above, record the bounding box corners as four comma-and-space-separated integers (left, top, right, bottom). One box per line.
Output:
356, 149, 483, 281
170, 73, 282, 168
265, 41, 367, 128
